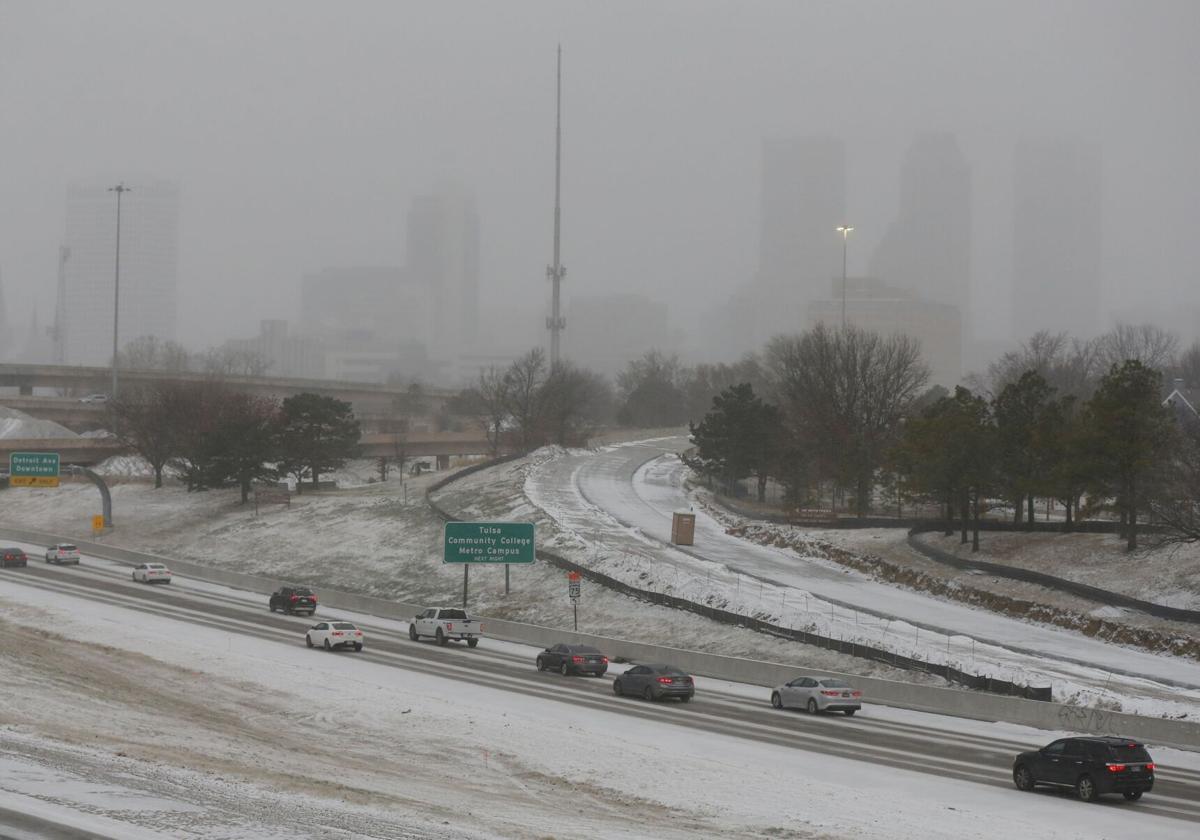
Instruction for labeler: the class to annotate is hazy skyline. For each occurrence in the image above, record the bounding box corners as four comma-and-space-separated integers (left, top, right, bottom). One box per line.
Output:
2, 0, 1198, 364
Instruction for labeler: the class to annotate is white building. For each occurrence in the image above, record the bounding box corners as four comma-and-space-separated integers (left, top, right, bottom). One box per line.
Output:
61, 178, 180, 365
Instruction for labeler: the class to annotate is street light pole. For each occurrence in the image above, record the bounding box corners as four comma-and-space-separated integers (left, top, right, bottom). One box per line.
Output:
108, 183, 131, 399
836, 225, 854, 329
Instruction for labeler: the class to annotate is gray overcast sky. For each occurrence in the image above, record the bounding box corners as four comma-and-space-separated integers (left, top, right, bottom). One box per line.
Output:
2, 0, 1198, 356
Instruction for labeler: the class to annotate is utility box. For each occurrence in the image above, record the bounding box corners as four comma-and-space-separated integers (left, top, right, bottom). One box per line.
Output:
671, 511, 696, 546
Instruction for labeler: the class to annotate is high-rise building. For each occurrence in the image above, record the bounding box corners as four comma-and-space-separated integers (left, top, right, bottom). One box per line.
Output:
565, 293, 676, 379
869, 133, 972, 311
301, 266, 427, 347
406, 188, 480, 363
61, 178, 180, 365
710, 138, 846, 357
1012, 140, 1103, 341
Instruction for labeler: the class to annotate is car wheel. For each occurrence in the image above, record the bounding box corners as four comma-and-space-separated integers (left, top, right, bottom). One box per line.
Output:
354, 643, 363, 652
436, 628, 447, 646
613, 680, 624, 697
409, 625, 419, 641
1122, 791, 1142, 802
643, 686, 655, 702
132, 572, 137, 581
771, 692, 783, 710
305, 634, 314, 648
807, 698, 819, 714
1076, 775, 1098, 803
560, 662, 570, 676
269, 603, 276, 612
467, 638, 478, 648
843, 709, 856, 717
1013, 765, 1034, 792
323, 638, 332, 651
536, 657, 545, 671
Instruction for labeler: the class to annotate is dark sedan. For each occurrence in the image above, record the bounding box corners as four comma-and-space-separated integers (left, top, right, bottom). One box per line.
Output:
1, 547, 28, 568
613, 664, 694, 702
1012, 736, 1155, 802
536, 644, 609, 676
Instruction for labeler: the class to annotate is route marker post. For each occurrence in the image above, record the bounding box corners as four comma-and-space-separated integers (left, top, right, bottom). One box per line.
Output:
444, 522, 535, 609
568, 570, 581, 630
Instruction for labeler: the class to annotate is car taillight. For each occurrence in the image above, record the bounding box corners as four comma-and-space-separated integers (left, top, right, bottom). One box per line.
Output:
290, 595, 298, 601
355, 631, 362, 636
572, 656, 584, 663
657, 677, 674, 684
332, 631, 343, 636
1106, 763, 1127, 773
446, 623, 454, 631
1145, 763, 1155, 772
821, 690, 841, 697
851, 691, 862, 697
602, 657, 609, 663
310, 594, 317, 602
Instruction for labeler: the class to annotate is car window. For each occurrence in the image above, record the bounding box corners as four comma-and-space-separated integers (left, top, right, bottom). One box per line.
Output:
819, 679, 850, 688
332, 622, 356, 630
1063, 739, 1089, 757
628, 666, 647, 675
802, 678, 818, 688
552, 645, 565, 653
315, 623, 329, 630
1042, 740, 1066, 755
61, 545, 77, 552
1108, 744, 1151, 762
575, 646, 600, 654
440, 609, 467, 620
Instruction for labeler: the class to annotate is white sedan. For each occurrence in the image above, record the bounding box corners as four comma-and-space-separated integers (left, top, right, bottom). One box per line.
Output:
770, 675, 863, 716
132, 562, 172, 584
305, 620, 364, 652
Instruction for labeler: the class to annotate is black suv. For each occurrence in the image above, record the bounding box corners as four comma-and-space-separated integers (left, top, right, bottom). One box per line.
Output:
1013, 736, 1155, 802
269, 586, 318, 616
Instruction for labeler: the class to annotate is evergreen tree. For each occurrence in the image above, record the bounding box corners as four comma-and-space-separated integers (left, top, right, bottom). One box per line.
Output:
277, 393, 361, 491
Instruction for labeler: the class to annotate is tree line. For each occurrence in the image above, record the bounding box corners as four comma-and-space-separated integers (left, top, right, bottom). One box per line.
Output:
111, 384, 360, 501
688, 323, 1199, 551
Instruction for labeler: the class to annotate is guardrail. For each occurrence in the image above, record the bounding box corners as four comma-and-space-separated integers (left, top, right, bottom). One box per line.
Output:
3, 523, 1199, 751
906, 530, 1200, 626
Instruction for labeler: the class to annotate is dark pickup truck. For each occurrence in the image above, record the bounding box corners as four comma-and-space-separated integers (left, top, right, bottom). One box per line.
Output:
269, 586, 318, 616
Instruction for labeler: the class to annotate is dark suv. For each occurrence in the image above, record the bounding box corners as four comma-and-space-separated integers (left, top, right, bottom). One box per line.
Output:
1013, 736, 1155, 802
1, 547, 28, 568
269, 586, 318, 616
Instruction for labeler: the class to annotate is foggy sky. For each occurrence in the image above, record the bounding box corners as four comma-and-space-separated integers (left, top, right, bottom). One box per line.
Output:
2, 0, 1198, 361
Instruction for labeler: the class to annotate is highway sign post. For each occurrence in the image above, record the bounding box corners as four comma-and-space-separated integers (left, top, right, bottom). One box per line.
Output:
91, 514, 104, 535
444, 522, 536, 608
9, 452, 60, 487
568, 570, 581, 630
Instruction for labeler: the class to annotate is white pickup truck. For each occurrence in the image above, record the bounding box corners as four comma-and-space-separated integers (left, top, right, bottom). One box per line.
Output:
409, 608, 483, 648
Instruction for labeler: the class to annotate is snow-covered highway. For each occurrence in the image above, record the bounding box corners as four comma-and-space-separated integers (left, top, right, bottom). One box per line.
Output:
4, 547, 1200, 838
523, 438, 1200, 717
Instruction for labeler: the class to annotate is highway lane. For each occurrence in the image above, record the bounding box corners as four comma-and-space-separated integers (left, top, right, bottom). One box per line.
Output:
537, 438, 1200, 701
3, 559, 1199, 824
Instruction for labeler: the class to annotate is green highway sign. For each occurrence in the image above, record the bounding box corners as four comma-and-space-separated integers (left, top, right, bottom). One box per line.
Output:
9, 452, 60, 487
444, 522, 535, 564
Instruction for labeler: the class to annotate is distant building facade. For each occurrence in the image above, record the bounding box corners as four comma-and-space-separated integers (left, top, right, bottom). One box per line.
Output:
61, 178, 180, 365
1012, 140, 1103, 341
869, 133, 972, 312
807, 276, 963, 388
406, 188, 480, 364
220, 320, 325, 379
565, 293, 675, 378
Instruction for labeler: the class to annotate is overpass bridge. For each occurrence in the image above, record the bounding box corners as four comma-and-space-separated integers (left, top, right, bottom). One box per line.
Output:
0, 363, 458, 423
0, 432, 494, 470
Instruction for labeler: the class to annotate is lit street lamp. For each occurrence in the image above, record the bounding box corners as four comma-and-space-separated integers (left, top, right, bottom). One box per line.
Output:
108, 183, 131, 400
836, 225, 854, 329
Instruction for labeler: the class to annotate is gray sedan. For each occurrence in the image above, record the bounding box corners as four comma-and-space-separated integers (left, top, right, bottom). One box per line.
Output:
613, 664, 694, 702
771, 675, 862, 715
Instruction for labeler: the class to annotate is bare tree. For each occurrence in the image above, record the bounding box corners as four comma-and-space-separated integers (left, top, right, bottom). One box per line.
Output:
1150, 422, 1200, 547
504, 349, 548, 451
200, 346, 272, 377
474, 366, 511, 457
969, 330, 1101, 401
1175, 341, 1200, 389
109, 383, 178, 488
540, 361, 607, 447
615, 349, 689, 427
117, 335, 191, 371
1095, 322, 1179, 373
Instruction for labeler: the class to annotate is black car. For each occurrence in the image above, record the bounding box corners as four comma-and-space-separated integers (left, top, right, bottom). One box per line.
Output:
1012, 736, 1155, 802
1, 548, 28, 568
613, 664, 694, 702
535, 644, 609, 676
269, 586, 318, 616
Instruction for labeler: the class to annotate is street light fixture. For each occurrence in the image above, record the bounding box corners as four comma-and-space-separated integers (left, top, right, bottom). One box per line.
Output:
108, 183, 131, 400
836, 225, 854, 329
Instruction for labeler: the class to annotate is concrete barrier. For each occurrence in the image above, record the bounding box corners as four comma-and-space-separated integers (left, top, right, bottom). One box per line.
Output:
4, 524, 1199, 751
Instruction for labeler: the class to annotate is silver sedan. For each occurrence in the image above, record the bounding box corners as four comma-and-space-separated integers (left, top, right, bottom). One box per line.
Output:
770, 675, 862, 715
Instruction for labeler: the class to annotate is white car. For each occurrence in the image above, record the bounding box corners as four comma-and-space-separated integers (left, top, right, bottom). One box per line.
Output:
132, 562, 172, 584
306, 620, 364, 652
45, 544, 81, 565
770, 675, 863, 716
78, 393, 109, 404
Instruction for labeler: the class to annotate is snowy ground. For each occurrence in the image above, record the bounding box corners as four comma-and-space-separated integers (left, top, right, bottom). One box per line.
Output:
3, 561, 1199, 839
516, 440, 1200, 719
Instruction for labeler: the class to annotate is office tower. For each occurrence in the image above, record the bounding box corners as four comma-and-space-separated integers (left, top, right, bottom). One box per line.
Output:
1012, 140, 1103, 340
61, 178, 180, 365
870, 133, 972, 311
406, 188, 480, 363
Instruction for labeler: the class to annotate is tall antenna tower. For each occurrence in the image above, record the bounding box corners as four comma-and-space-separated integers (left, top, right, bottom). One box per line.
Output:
546, 45, 566, 365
